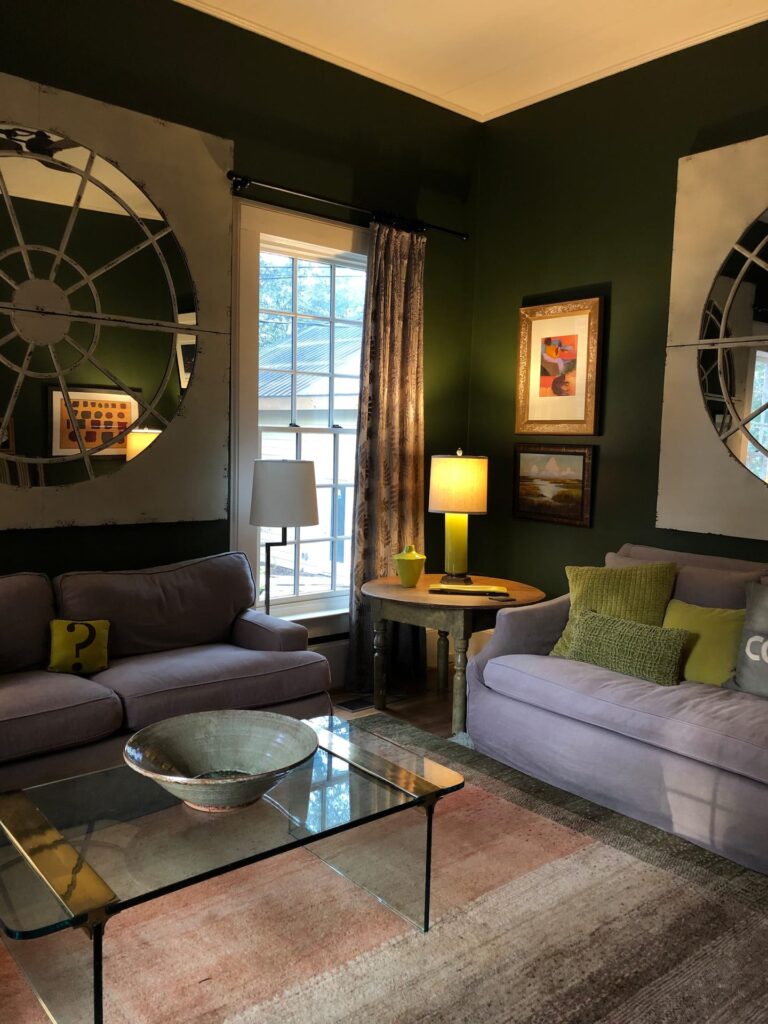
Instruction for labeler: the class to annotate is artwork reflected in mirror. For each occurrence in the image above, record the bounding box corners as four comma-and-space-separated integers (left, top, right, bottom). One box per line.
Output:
698, 208, 768, 486
0, 125, 197, 487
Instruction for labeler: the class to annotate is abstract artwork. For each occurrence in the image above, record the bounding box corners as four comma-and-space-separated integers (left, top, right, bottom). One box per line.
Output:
50, 387, 140, 457
513, 443, 594, 527
516, 298, 601, 434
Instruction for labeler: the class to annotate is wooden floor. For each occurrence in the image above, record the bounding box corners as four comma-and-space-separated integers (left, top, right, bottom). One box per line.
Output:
331, 669, 453, 737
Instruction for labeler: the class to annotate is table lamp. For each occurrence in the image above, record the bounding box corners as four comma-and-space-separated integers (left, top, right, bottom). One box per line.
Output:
125, 428, 161, 460
428, 449, 488, 584
250, 459, 319, 614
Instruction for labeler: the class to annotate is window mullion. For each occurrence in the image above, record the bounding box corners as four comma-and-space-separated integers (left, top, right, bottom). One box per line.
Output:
291, 259, 298, 426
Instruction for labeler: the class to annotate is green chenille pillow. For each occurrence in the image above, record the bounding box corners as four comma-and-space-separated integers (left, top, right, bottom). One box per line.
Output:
568, 610, 689, 686
662, 599, 745, 687
551, 562, 678, 658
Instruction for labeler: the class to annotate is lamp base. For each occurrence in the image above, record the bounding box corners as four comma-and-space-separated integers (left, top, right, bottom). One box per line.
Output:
440, 572, 474, 585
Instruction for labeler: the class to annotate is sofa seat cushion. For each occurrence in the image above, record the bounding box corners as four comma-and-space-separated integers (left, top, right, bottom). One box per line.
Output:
0, 671, 123, 765
483, 653, 768, 786
95, 644, 331, 730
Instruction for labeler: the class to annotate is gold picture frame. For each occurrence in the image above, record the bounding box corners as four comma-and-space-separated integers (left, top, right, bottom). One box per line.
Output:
515, 297, 601, 434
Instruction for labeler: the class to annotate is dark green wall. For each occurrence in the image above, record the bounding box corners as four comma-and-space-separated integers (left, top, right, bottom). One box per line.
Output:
0, 0, 477, 573
3, 5, 768, 587
468, 22, 768, 596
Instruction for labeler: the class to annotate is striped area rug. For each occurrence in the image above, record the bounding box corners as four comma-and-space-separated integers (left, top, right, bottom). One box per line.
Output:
3, 714, 768, 1023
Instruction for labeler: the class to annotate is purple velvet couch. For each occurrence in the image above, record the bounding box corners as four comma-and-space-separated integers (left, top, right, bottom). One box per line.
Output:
467, 544, 768, 874
0, 552, 331, 790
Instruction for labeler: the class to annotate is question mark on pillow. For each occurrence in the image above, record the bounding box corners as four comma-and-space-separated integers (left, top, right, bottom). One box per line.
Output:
67, 621, 97, 673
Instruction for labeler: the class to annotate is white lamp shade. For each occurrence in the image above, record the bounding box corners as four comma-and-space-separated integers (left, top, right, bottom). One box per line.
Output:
428, 454, 488, 514
250, 460, 319, 527
126, 428, 161, 461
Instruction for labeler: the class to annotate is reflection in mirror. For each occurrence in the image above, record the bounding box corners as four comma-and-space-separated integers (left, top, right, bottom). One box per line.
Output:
698, 209, 768, 485
0, 125, 196, 487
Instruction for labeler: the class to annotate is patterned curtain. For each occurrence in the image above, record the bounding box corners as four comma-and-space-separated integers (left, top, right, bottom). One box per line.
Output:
348, 223, 427, 686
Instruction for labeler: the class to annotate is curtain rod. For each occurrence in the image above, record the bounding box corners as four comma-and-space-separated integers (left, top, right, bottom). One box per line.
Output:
227, 171, 469, 241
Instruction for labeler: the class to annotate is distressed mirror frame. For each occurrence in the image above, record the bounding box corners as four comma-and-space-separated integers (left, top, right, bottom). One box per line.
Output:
0, 72, 232, 529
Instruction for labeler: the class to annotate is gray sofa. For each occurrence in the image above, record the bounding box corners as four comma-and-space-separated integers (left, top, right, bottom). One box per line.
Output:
467, 543, 768, 874
0, 552, 331, 791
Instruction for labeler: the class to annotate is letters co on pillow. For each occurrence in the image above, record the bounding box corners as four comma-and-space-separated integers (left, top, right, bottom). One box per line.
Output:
552, 562, 678, 658
49, 619, 110, 675
732, 583, 768, 697
568, 610, 689, 686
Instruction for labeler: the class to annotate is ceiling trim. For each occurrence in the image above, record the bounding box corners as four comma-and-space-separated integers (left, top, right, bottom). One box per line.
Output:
175, 1, 768, 123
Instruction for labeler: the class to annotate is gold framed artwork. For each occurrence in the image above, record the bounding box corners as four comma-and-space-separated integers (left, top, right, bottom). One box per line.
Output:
515, 297, 601, 434
49, 387, 140, 458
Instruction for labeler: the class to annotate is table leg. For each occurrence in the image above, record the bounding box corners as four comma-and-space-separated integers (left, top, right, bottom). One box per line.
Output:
373, 618, 387, 709
452, 632, 469, 734
436, 630, 449, 693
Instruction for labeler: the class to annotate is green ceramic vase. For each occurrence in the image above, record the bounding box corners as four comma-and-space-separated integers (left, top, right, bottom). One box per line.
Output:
394, 544, 426, 587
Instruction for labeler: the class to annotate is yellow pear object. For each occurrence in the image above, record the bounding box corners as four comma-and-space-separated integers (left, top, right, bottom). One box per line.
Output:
393, 544, 426, 588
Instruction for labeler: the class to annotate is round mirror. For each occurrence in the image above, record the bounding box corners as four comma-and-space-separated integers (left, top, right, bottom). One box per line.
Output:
0, 124, 196, 487
699, 208, 768, 486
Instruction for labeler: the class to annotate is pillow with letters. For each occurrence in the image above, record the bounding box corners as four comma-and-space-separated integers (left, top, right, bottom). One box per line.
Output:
731, 583, 768, 697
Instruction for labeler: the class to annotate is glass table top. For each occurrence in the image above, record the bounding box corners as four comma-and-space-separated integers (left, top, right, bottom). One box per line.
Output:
0, 715, 463, 939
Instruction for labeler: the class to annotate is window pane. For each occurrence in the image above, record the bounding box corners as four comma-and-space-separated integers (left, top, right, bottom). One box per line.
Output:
261, 525, 295, 543
296, 374, 329, 427
299, 541, 333, 593
334, 324, 362, 375
297, 318, 330, 373
259, 314, 293, 369
338, 486, 354, 536
297, 259, 331, 317
258, 371, 292, 425
262, 543, 296, 601
333, 376, 359, 427
337, 434, 356, 485
334, 536, 352, 591
300, 432, 334, 484
260, 252, 293, 312
300, 488, 332, 540
260, 431, 297, 460
334, 266, 366, 321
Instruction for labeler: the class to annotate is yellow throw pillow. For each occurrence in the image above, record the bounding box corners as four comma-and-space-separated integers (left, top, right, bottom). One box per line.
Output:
49, 619, 110, 675
662, 599, 745, 686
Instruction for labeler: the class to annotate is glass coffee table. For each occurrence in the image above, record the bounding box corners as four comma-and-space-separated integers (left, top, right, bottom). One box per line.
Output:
0, 715, 463, 1024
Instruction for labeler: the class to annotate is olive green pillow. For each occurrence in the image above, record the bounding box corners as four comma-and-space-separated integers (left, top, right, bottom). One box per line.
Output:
662, 599, 745, 686
552, 562, 678, 658
568, 610, 689, 686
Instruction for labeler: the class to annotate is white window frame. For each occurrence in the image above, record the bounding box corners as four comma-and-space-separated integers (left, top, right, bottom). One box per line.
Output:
233, 201, 368, 619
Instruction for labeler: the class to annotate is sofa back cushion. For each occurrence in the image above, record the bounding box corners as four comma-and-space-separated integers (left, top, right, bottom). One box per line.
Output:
0, 573, 55, 672
53, 553, 256, 658
606, 552, 765, 609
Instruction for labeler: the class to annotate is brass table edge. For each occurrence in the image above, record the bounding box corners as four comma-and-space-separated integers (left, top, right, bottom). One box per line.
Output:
312, 725, 463, 801
0, 791, 117, 927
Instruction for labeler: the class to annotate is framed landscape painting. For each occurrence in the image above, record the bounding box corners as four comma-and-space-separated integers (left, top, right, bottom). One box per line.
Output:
515, 297, 601, 434
513, 443, 594, 527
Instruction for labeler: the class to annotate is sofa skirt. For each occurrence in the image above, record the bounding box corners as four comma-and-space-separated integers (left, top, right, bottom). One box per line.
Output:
468, 667, 768, 875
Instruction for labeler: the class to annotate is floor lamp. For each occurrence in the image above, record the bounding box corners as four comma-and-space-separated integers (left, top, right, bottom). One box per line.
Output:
250, 460, 319, 614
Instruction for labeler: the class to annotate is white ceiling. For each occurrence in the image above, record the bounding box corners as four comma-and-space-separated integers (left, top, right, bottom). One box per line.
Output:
175, 0, 768, 121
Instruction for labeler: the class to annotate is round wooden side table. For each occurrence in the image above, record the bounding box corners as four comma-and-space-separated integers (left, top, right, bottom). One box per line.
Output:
361, 574, 546, 734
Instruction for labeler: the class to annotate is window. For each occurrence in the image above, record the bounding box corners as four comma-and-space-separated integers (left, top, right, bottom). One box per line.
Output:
234, 204, 368, 617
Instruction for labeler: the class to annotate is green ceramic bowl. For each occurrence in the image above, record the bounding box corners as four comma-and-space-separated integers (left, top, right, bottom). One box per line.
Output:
124, 710, 319, 812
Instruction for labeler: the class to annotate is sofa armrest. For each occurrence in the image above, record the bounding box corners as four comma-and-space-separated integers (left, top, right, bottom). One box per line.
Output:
471, 594, 571, 681
231, 609, 309, 652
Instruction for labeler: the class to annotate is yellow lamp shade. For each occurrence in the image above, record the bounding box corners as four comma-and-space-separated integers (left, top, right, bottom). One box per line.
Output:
428, 452, 488, 514
126, 428, 161, 461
